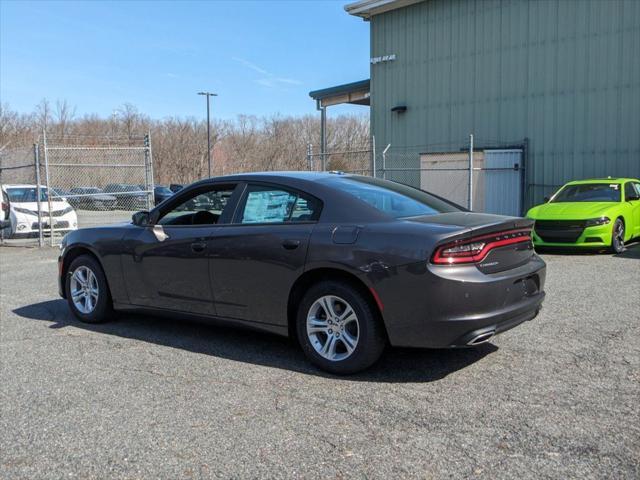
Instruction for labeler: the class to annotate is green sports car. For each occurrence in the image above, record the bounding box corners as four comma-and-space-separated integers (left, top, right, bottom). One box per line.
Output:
526, 178, 640, 253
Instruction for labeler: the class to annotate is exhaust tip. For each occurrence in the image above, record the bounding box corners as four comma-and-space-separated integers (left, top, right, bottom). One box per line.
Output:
467, 330, 495, 346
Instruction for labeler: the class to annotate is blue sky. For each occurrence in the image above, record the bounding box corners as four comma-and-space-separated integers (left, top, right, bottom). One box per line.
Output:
0, 0, 370, 119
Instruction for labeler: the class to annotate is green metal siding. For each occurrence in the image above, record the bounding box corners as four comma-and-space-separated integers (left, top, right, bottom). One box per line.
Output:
370, 0, 640, 206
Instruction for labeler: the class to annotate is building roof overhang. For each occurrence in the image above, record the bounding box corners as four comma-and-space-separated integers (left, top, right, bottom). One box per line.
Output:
308, 79, 370, 108
344, 0, 424, 19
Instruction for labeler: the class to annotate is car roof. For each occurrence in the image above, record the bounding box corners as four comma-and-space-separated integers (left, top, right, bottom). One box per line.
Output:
1, 184, 40, 189
192, 171, 361, 187
565, 177, 639, 185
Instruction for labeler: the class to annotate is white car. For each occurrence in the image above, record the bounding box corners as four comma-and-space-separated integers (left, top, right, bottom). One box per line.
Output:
1, 184, 78, 238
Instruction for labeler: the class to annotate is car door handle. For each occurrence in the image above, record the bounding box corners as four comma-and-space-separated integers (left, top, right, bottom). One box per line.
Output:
191, 242, 207, 253
282, 239, 300, 250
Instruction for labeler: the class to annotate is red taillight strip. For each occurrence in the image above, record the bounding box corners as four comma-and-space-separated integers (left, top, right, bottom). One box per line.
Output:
369, 287, 384, 312
432, 229, 532, 265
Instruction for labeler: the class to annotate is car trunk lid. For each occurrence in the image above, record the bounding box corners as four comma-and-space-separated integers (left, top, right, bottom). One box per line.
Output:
406, 212, 535, 273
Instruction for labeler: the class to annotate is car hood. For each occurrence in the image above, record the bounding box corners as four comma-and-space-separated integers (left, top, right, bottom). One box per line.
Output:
11, 201, 71, 212
527, 202, 619, 219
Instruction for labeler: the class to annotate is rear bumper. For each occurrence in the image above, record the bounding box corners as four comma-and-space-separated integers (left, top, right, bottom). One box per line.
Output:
447, 292, 544, 346
374, 255, 547, 348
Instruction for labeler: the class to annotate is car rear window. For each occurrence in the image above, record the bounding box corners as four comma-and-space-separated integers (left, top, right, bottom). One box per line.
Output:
326, 176, 462, 218
238, 185, 321, 224
551, 183, 621, 203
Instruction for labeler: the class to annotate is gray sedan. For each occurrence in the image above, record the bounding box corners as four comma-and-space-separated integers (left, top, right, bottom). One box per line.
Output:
57, 172, 546, 374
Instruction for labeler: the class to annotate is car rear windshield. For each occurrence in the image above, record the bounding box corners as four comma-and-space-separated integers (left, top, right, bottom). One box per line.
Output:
5, 188, 48, 202
551, 183, 621, 203
155, 186, 173, 195
326, 176, 462, 218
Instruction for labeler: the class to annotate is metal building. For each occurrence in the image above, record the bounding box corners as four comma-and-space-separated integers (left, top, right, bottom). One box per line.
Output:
313, 0, 640, 212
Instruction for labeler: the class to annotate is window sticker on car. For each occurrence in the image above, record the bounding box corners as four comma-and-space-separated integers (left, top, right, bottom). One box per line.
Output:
610, 184, 619, 189
242, 190, 295, 223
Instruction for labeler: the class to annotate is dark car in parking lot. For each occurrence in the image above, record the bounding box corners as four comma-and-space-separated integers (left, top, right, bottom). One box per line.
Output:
68, 187, 118, 210
103, 184, 148, 210
58, 172, 546, 374
153, 185, 174, 206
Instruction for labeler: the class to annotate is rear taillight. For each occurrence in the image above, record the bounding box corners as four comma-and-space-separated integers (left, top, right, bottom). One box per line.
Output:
1, 202, 7, 212
431, 229, 532, 265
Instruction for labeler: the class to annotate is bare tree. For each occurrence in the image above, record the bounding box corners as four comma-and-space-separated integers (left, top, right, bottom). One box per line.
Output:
54, 99, 76, 139
35, 98, 52, 133
0, 102, 370, 184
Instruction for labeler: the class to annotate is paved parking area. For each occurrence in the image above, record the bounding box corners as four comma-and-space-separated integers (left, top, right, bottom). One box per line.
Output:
1, 245, 639, 479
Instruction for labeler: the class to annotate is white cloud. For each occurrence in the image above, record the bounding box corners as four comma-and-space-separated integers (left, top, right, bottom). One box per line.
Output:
232, 57, 269, 75
232, 57, 301, 88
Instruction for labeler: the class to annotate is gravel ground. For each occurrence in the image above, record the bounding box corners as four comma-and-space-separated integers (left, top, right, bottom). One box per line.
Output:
1, 244, 639, 479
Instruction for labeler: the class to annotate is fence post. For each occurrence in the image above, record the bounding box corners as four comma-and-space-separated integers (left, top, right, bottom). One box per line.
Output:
34, 143, 43, 247
521, 137, 529, 216
144, 132, 154, 210
42, 130, 55, 246
320, 106, 327, 171
468, 133, 474, 211
306, 143, 313, 171
382, 144, 391, 180
371, 135, 376, 177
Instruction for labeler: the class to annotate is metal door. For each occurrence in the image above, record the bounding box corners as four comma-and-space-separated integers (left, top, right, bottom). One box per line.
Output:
483, 149, 523, 217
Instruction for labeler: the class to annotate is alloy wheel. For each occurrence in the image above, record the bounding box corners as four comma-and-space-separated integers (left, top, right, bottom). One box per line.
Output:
613, 221, 625, 252
307, 295, 359, 362
70, 265, 99, 314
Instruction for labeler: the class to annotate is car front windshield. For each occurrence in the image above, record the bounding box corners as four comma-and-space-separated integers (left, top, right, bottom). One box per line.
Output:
5, 187, 48, 202
326, 176, 462, 218
551, 183, 621, 203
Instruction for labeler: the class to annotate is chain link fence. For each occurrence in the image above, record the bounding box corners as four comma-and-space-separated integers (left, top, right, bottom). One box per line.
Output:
3, 130, 528, 249
306, 135, 528, 217
41, 133, 154, 245
306, 142, 373, 176
0, 145, 41, 246
0, 134, 154, 247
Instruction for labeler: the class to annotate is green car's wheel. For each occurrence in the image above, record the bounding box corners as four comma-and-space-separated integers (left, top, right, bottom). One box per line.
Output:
611, 218, 625, 254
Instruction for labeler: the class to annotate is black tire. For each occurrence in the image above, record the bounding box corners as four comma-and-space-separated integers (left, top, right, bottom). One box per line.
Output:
65, 254, 113, 323
611, 218, 625, 254
296, 280, 386, 375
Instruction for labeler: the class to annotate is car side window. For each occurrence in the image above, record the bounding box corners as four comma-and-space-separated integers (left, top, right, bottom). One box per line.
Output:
158, 186, 235, 226
238, 185, 320, 224
624, 182, 638, 201
633, 183, 640, 198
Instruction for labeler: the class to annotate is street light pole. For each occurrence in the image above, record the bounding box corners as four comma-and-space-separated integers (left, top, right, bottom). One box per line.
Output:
197, 91, 217, 178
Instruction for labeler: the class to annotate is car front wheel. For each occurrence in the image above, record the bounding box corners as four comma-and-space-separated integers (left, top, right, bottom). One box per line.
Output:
297, 280, 386, 375
65, 255, 113, 323
611, 218, 625, 254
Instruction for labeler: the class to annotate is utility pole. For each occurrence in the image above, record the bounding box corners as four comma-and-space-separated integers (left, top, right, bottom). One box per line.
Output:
197, 91, 217, 177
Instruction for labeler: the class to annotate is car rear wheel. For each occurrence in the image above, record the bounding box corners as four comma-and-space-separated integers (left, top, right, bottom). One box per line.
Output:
611, 218, 625, 254
296, 280, 386, 375
65, 255, 113, 323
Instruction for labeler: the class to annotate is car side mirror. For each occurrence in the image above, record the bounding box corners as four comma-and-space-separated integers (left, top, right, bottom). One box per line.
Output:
132, 211, 152, 226
628, 194, 640, 202
543, 196, 550, 203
